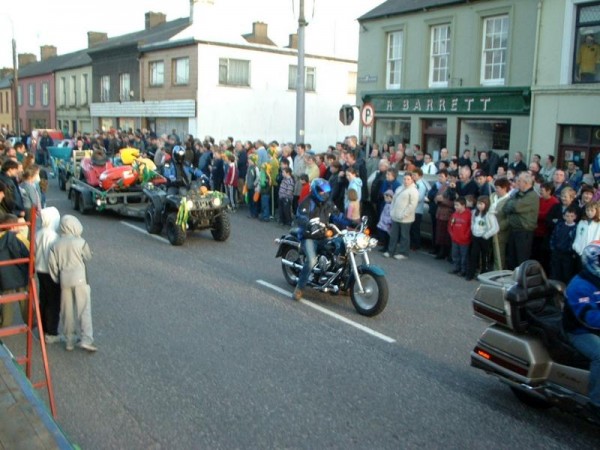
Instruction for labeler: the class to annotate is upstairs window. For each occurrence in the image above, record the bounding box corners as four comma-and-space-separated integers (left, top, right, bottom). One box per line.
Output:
288, 65, 316, 91
429, 24, 451, 87
59, 77, 66, 106
69, 75, 77, 106
28, 84, 35, 107
386, 31, 403, 89
42, 82, 49, 106
219, 58, 250, 86
573, 2, 600, 83
347, 71, 357, 95
173, 57, 190, 85
100, 75, 110, 102
149, 61, 164, 86
17, 86, 22, 106
81, 74, 88, 105
481, 15, 509, 86
120, 73, 131, 101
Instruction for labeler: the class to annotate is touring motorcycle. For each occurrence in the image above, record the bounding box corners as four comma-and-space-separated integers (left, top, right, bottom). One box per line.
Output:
470, 260, 597, 423
275, 217, 388, 316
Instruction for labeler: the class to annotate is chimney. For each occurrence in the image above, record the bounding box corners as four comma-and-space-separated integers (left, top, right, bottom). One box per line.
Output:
40, 45, 57, 61
242, 21, 275, 46
18, 53, 37, 68
0, 68, 14, 79
88, 31, 108, 48
145, 12, 167, 30
287, 33, 298, 49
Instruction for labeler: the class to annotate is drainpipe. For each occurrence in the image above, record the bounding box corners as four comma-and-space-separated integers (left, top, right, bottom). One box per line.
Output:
526, 0, 543, 163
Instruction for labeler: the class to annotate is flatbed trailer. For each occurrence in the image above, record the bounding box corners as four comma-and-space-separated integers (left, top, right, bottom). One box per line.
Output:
68, 178, 151, 218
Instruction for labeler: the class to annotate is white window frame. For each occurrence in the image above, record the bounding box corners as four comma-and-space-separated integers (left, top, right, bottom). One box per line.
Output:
219, 58, 250, 87
100, 75, 110, 102
173, 57, 190, 85
59, 77, 66, 106
120, 73, 131, 101
386, 31, 403, 89
481, 15, 509, 86
28, 84, 35, 107
288, 65, 316, 91
41, 82, 49, 106
81, 74, 88, 105
149, 61, 165, 86
429, 24, 451, 88
69, 75, 77, 106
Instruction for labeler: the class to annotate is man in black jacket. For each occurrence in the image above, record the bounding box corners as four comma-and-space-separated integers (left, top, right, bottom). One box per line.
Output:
0, 160, 25, 218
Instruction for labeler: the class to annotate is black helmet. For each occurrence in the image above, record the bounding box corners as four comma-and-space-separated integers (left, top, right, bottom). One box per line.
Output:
173, 145, 185, 164
310, 178, 331, 203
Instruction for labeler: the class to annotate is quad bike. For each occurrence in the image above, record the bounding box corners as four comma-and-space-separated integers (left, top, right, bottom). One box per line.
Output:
470, 260, 597, 423
144, 180, 230, 246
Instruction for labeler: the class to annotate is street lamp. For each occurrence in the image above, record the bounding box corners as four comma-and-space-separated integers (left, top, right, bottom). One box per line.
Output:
1, 14, 19, 136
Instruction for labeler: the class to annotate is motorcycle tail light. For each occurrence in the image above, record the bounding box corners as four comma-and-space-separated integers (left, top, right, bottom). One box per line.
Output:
477, 349, 491, 360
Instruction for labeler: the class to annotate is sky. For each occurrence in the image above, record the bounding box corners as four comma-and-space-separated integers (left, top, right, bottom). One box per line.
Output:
0, 0, 384, 69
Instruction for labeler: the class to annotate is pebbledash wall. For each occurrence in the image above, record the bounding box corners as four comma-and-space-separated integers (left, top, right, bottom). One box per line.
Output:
356, 0, 539, 161
529, 0, 600, 172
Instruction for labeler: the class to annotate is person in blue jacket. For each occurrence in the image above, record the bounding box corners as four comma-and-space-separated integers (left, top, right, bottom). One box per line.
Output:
564, 240, 600, 419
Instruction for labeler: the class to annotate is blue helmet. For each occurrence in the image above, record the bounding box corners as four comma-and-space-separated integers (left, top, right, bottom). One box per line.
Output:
173, 145, 185, 164
582, 240, 600, 278
311, 178, 331, 203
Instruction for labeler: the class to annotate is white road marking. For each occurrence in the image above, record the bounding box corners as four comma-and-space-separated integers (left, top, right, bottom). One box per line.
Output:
120, 221, 170, 244
256, 279, 396, 344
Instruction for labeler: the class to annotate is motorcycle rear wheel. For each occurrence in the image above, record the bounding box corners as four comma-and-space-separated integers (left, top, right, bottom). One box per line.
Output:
281, 247, 303, 287
350, 270, 388, 317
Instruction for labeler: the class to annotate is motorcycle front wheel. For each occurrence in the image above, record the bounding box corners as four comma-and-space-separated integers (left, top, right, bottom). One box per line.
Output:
350, 269, 388, 317
281, 247, 303, 287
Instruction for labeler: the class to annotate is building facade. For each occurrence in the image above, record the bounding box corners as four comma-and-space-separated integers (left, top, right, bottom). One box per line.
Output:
529, 0, 600, 172
0, 75, 15, 133
357, 0, 538, 161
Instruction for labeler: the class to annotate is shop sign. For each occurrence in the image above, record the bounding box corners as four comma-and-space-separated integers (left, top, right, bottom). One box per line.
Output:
364, 87, 531, 116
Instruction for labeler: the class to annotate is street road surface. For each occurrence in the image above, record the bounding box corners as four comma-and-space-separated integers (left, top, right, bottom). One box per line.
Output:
8, 180, 598, 449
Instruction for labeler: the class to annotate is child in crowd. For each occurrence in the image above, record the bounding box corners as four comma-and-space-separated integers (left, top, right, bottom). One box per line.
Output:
298, 174, 310, 203
448, 197, 472, 278
465, 194, 477, 211
376, 189, 394, 252
35, 207, 62, 343
550, 206, 578, 284
20, 165, 43, 223
572, 201, 600, 257
278, 167, 295, 226
48, 215, 96, 352
346, 188, 361, 228
467, 196, 499, 281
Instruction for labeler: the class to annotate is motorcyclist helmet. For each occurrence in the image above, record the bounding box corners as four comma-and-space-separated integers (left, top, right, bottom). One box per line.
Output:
310, 178, 331, 203
582, 240, 600, 278
173, 145, 185, 164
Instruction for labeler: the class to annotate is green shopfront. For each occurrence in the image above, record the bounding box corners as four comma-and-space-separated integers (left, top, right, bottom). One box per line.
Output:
362, 87, 531, 162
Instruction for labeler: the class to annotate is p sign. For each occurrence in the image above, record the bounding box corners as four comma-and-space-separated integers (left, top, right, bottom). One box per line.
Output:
361, 103, 375, 127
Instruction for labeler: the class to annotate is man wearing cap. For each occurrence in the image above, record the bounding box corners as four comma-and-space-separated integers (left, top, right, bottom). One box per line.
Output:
474, 169, 494, 196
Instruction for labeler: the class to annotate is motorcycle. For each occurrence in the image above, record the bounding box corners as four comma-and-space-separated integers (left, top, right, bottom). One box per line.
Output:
275, 216, 388, 316
470, 259, 597, 423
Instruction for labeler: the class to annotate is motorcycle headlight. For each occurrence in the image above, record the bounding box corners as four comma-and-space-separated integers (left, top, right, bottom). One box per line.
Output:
355, 233, 370, 250
212, 197, 222, 207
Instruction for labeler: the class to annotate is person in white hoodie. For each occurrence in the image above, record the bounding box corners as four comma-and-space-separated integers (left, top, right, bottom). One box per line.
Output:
35, 207, 62, 344
467, 196, 499, 280
48, 215, 96, 352
573, 202, 600, 256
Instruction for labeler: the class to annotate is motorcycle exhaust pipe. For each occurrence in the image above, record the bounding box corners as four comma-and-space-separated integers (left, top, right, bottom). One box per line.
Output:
282, 259, 303, 270
274, 238, 301, 249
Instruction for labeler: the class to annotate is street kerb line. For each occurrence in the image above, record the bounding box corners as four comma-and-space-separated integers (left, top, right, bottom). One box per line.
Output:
256, 280, 396, 344
120, 221, 170, 244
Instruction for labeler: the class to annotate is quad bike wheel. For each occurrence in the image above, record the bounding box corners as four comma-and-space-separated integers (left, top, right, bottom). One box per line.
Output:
70, 191, 79, 210
145, 204, 162, 234
166, 212, 186, 246
210, 212, 231, 241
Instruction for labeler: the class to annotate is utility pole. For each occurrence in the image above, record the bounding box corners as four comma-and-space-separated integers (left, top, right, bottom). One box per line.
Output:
12, 36, 19, 136
295, 0, 307, 144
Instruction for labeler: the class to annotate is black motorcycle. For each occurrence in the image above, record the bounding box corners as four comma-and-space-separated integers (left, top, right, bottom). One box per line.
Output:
275, 217, 388, 316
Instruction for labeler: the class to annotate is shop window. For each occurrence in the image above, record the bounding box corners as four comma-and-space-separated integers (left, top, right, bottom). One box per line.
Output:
558, 125, 600, 172
458, 119, 511, 158
374, 118, 411, 152
573, 2, 600, 83
386, 31, 403, 89
422, 119, 447, 155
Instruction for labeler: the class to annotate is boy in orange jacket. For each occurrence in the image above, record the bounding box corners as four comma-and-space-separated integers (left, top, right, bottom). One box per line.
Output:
448, 197, 472, 278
